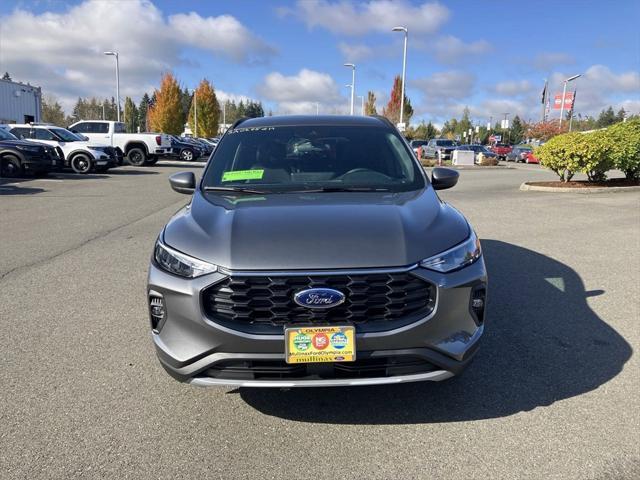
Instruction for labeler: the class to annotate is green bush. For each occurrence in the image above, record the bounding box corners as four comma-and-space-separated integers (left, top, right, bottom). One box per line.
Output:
535, 133, 580, 182
606, 118, 640, 180
536, 131, 613, 182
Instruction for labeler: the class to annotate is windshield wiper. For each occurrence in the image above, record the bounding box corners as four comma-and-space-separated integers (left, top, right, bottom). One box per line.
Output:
287, 186, 392, 193
203, 186, 269, 194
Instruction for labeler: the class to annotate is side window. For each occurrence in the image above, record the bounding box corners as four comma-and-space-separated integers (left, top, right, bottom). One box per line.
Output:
92, 123, 109, 134
34, 129, 57, 141
114, 123, 126, 133
72, 123, 88, 133
10, 127, 32, 139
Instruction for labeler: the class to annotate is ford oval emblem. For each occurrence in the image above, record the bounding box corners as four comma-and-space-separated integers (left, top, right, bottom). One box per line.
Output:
294, 288, 346, 309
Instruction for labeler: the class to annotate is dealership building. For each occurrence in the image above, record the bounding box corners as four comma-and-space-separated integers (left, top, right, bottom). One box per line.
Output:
0, 78, 42, 124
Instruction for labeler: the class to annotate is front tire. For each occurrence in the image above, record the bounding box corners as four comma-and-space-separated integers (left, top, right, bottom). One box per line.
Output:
70, 154, 92, 174
180, 148, 194, 162
1, 155, 23, 178
127, 147, 147, 166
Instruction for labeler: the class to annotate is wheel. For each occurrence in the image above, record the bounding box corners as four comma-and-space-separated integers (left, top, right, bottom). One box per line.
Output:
1, 155, 23, 178
70, 154, 92, 174
144, 157, 159, 166
127, 147, 147, 166
180, 148, 195, 162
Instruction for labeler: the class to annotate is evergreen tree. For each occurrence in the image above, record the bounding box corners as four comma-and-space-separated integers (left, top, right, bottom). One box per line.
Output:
180, 87, 193, 125
138, 93, 150, 132
2, 72, 11, 81
237, 100, 246, 118
510, 115, 526, 144
596, 106, 616, 128
425, 121, 438, 139
615, 107, 626, 123
124, 97, 138, 133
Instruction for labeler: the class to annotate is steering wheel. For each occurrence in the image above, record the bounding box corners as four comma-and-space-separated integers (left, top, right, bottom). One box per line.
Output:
338, 168, 393, 182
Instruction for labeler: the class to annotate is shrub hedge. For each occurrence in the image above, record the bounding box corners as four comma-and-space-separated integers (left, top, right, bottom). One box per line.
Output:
535, 119, 640, 182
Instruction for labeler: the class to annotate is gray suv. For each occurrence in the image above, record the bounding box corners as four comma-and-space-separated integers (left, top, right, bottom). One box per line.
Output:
148, 115, 487, 387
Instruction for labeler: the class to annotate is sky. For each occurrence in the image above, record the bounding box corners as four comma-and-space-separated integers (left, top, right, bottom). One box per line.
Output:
0, 0, 638, 126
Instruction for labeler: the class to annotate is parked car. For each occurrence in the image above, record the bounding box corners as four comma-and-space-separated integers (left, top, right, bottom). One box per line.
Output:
68, 121, 172, 166
0, 127, 62, 177
166, 135, 203, 162
455, 144, 498, 163
490, 143, 513, 160
148, 115, 487, 387
423, 138, 458, 160
182, 137, 213, 158
8, 124, 120, 174
409, 139, 429, 158
523, 151, 539, 164
506, 145, 533, 163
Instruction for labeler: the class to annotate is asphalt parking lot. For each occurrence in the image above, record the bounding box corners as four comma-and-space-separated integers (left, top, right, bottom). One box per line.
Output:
1, 162, 638, 479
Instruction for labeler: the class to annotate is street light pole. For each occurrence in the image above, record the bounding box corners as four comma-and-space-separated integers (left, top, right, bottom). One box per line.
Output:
392, 26, 408, 128
559, 74, 581, 128
103, 51, 120, 122
502, 113, 510, 144
344, 63, 356, 115
194, 90, 197, 137
357, 95, 364, 115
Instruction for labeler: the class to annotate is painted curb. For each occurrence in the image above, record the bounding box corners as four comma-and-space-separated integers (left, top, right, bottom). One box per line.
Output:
520, 182, 640, 194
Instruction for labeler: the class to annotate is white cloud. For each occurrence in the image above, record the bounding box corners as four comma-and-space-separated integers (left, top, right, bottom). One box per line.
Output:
338, 43, 375, 62
256, 69, 350, 115
411, 71, 475, 100
425, 35, 491, 64
533, 52, 576, 71
493, 80, 534, 96
0, 0, 274, 110
280, 0, 450, 36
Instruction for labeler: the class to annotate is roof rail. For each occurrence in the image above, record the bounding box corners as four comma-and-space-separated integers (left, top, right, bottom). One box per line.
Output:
230, 117, 249, 129
371, 115, 396, 130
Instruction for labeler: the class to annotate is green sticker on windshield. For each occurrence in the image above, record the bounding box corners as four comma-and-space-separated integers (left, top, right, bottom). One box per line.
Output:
221, 169, 264, 182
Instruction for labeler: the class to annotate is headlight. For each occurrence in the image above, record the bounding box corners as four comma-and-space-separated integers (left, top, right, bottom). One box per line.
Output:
16, 144, 42, 152
420, 229, 481, 273
154, 238, 217, 278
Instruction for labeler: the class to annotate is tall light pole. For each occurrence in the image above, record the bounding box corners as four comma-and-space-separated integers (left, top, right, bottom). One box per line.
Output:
344, 63, 355, 115
392, 26, 408, 129
357, 95, 364, 115
502, 113, 510, 144
103, 51, 120, 122
559, 74, 581, 128
193, 89, 197, 137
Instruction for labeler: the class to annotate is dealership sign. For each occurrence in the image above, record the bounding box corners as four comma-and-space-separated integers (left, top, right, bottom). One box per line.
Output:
553, 92, 574, 109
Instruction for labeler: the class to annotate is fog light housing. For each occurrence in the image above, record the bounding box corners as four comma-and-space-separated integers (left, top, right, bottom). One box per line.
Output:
149, 294, 166, 333
470, 287, 486, 325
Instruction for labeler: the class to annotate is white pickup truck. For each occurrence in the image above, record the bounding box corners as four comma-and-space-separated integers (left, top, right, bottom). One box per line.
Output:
68, 120, 172, 166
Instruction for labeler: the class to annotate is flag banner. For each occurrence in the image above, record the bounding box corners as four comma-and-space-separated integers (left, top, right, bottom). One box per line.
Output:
553, 92, 574, 109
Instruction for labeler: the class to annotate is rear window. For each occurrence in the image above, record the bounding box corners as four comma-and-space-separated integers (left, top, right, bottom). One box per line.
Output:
202, 125, 425, 193
436, 140, 455, 146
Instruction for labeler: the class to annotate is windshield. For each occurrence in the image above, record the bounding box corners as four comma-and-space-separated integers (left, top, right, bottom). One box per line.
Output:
202, 125, 425, 193
0, 128, 18, 141
50, 128, 80, 142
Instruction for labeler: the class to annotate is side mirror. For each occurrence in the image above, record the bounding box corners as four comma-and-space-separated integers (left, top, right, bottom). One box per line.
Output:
169, 171, 196, 195
431, 167, 459, 190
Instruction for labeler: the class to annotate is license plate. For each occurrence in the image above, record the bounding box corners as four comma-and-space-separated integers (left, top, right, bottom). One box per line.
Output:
285, 325, 355, 364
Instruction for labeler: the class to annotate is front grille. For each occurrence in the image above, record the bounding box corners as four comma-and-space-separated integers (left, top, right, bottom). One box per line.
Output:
201, 356, 437, 381
202, 272, 436, 329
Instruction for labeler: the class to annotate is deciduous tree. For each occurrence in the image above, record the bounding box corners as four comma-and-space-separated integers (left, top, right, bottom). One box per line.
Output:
365, 91, 377, 116
188, 79, 220, 138
383, 75, 413, 125
148, 73, 184, 134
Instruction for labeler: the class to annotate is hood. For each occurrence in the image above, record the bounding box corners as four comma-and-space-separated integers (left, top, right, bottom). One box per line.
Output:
163, 188, 470, 271
0, 139, 45, 149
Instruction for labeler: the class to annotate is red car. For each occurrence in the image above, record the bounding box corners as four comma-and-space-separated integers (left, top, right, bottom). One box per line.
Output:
490, 143, 512, 159
524, 151, 539, 164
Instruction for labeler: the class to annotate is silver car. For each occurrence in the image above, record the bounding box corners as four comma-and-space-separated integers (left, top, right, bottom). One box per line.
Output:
147, 115, 487, 388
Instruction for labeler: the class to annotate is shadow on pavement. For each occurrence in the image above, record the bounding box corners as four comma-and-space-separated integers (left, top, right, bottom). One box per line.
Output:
239, 240, 632, 423
0, 184, 46, 195
156, 160, 206, 169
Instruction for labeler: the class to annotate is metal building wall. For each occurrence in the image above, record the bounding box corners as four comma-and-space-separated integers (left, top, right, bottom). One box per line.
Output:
0, 79, 42, 124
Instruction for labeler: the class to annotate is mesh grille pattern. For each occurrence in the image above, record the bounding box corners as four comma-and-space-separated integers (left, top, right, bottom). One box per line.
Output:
202, 272, 435, 327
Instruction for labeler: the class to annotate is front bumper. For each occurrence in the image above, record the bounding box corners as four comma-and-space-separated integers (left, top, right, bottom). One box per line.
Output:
147, 259, 487, 387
